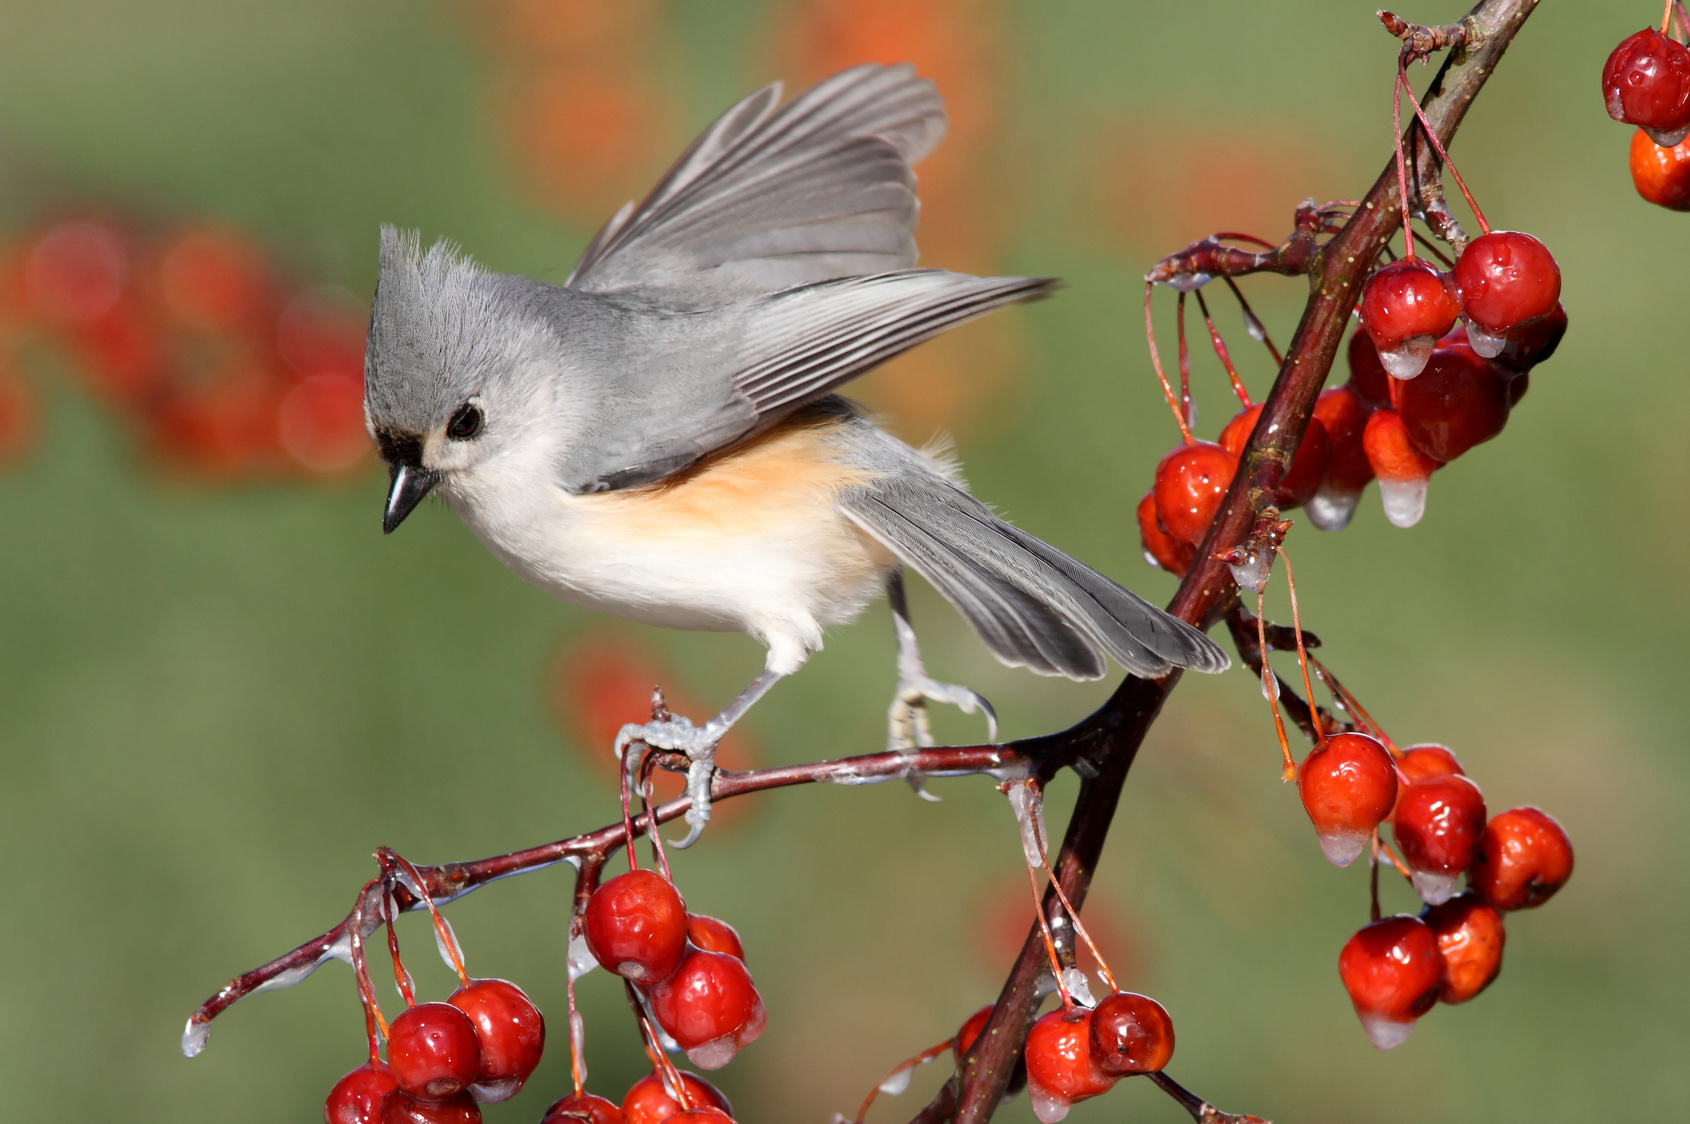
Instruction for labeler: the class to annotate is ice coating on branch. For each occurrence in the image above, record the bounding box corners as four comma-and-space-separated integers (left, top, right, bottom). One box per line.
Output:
1379, 479, 1428, 528
181, 1017, 210, 1058
1377, 335, 1434, 379
1242, 305, 1268, 342
471, 1078, 522, 1104
1006, 781, 1048, 866
879, 1064, 915, 1096
1463, 317, 1506, 358
1029, 1081, 1072, 1124
1411, 869, 1461, 906
1228, 550, 1270, 593
1356, 1011, 1418, 1051
433, 914, 466, 972
568, 933, 598, 981
1167, 272, 1212, 292
571, 1010, 587, 1084
1062, 967, 1097, 1009
1307, 485, 1360, 532
1316, 828, 1369, 868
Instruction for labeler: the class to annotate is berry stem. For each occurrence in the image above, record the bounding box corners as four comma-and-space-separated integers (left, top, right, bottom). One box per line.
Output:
566, 960, 585, 1097
626, 981, 694, 1111
1256, 587, 1298, 782
380, 848, 470, 987
1194, 289, 1252, 407
620, 741, 640, 875
1676, 1, 1690, 42
1027, 861, 1075, 1011
1664, 0, 1675, 36
1223, 277, 1282, 366
1144, 284, 1195, 444
638, 766, 676, 884
384, 907, 417, 1009
1275, 547, 1322, 745
1392, 69, 1418, 259
1037, 853, 1121, 994
349, 879, 390, 1062
1176, 292, 1195, 430
1308, 657, 1400, 755
1369, 835, 1383, 923
1398, 57, 1490, 235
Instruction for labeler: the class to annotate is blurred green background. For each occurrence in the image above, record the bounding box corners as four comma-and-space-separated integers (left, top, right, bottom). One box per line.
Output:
0, 1, 1683, 1122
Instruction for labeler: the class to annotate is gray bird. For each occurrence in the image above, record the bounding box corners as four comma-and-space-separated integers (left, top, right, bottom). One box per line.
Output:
364, 63, 1227, 843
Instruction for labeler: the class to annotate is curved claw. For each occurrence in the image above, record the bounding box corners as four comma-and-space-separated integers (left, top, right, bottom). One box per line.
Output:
671, 756, 715, 849
888, 677, 1000, 752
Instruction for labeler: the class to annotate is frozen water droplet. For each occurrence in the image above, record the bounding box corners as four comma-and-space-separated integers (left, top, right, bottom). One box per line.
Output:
1143, 549, 1163, 570
656, 1024, 682, 1054
1184, 398, 1199, 431
1411, 869, 1461, 906
1260, 668, 1280, 702
470, 1078, 522, 1104
1062, 967, 1097, 1009
832, 1114, 854, 1124
1316, 829, 1368, 867
686, 1036, 741, 1071
1167, 272, 1212, 292
1243, 307, 1267, 342
1463, 318, 1506, 358
1029, 1081, 1072, 1124
1379, 479, 1428, 528
433, 916, 465, 973
1646, 123, 1690, 147
568, 933, 597, 981
879, 1065, 915, 1096
1306, 485, 1360, 532
1006, 781, 1048, 867
181, 1018, 210, 1058
571, 1010, 587, 1084
1228, 549, 1270, 593
1378, 335, 1434, 379
1357, 1011, 1418, 1051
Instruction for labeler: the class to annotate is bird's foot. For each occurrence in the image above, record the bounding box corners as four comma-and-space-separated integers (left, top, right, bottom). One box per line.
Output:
888, 676, 999, 753
615, 716, 720, 850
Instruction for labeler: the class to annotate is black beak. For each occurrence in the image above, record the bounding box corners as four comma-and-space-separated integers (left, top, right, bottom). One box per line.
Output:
383, 461, 439, 534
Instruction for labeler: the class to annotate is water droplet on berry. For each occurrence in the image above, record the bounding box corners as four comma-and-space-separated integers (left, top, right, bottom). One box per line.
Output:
685, 1037, 743, 1071
1356, 1011, 1418, 1051
1378, 479, 1428, 528
1463, 318, 1506, 358
1377, 336, 1435, 379
1316, 829, 1369, 868
181, 1017, 211, 1058
1306, 485, 1360, 532
1062, 967, 1097, 1009
879, 1065, 915, 1096
1028, 1084, 1073, 1124
1410, 869, 1462, 906
1645, 122, 1690, 147
470, 1078, 521, 1104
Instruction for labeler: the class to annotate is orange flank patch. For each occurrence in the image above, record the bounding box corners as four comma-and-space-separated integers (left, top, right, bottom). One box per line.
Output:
553, 633, 759, 828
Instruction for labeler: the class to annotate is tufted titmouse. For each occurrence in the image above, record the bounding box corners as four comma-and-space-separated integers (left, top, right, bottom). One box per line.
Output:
363, 64, 1227, 842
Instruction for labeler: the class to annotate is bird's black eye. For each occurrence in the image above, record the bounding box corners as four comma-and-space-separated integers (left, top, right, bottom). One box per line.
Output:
446, 402, 483, 440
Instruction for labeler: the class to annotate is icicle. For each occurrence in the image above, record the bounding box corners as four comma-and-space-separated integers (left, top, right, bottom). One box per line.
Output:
686, 1037, 741, 1071
568, 933, 598, 981
1376, 335, 1435, 379
432, 914, 466, 975
1316, 828, 1369, 868
1242, 305, 1268, 342
1229, 549, 1271, 593
181, 1017, 211, 1058
879, 1065, 916, 1097
1463, 317, 1506, 358
571, 1010, 587, 1084
1029, 1081, 1072, 1124
1005, 781, 1048, 866
1260, 668, 1281, 702
1411, 869, 1461, 906
1062, 967, 1097, 1009
1166, 272, 1212, 292
470, 1078, 522, 1104
1306, 485, 1360, 532
1356, 1011, 1418, 1051
1379, 478, 1429, 528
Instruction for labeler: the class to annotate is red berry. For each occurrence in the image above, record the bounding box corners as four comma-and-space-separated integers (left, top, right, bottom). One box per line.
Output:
326, 1062, 399, 1124
1307, 385, 1375, 532
1152, 441, 1237, 545
1137, 491, 1196, 575
954, 1004, 994, 1058
666, 1113, 735, 1124
1630, 127, 1690, 208
1603, 28, 1690, 143
685, 915, 745, 961
280, 371, 371, 474
1423, 893, 1506, 1005
1338, 915, 1442, 1050
542, 1091, 627, 1124
620, 1072, 730, 1124
647, 948, 766, 1070
1297, 732, 1398, 867
387, 1002, 482, 1100
584, 869, 688, 982
1087, 992, 1174, 1075
1391, 743, 1463, 820
156, 226, 271, 332
1023, 1009, 1118, 1123
23, 221, 128, 327
381, 1091, 481, 1124
1346, 328, 1391, 407
1493, 302, 1567, 374
1362, 408, 1440, 528
1452, 231, 1561, 340
1394, 342, 1512, 463
1468, 806, 1574, 910
1359, 259, 1460, 378
1217, 404, 1332, 510
1393, 774, 1488, 905
447, 978, 544, 1102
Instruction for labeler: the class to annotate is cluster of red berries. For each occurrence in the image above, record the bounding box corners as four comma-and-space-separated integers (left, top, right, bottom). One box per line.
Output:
0, 217, 370, 478
1604, 15, 1690, 209
1020, 991, 1174, 1123
1296, 731, 1573, 1049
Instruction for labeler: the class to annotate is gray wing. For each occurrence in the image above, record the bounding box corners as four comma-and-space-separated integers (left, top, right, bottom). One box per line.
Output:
565, 63, 946, 294
551, 269, 1055, 493
834, 435, 1229, 679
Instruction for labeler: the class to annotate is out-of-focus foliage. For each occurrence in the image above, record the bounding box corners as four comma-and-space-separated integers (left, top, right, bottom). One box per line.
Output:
0, 3, 1683, 1123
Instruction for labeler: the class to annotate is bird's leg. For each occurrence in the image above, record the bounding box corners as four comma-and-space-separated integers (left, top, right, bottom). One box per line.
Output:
615, 667, 783, 850
887, 570, 999, 768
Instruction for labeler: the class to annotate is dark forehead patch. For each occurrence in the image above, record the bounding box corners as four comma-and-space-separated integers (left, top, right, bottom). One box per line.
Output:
375, 427, 424, 467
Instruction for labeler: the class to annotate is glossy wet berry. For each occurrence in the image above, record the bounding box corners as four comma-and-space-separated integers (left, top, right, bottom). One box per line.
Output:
1087, 992, 1174, 1075
584, 869, 689, 983
1023, 1009, 1118, 1124
1308, 384, 1375, 532
685, 915, 745, 961
1359, 258, 1461, 378
1629, 127, 1690, 209
381, 1090, 481, 1124
954, 1004, 994, 1058
647, 948, 766, 1070
1394, 342, 1512, 463
1603, 28, 1690, 145
620, 1072, 730, 1124
1493, 302, 1567, 374
1452, 231, 1562, 347
326, 1062, 399, 1124
1395, 743, 1463, 786
541, 1091, 627, 1124
1423, 893, 1506, 1004
1218, 405, 1332, 510
387, 1002, 482, 1100
1337, 914, 1442, 1050
1346, 328, 1391, 407
1393, 773, 1488, 905
1296, 732, 1398, 867
447, 978, 544, 1102
1153, 441, 1237, 545
1137, 491, 1196, 575
1362, 408, 1440, 528
1468, 806, 1574, 910
666, 1112, 736, 1124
